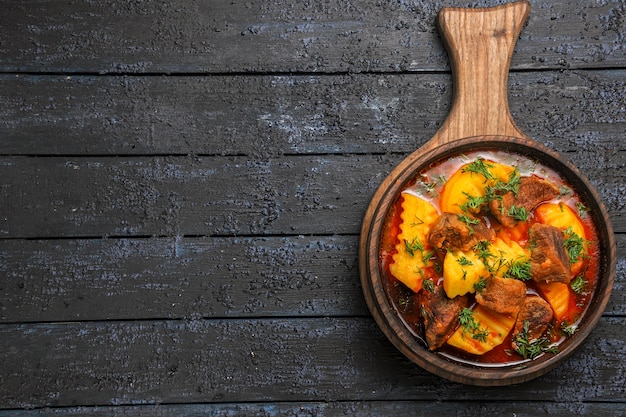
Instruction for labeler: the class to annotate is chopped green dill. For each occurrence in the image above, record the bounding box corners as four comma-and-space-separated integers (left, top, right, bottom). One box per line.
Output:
458, 308, 474, 328
558, 186, 573, 198
458, 308, 489, 342
404, 238, 424, 257
563, 227, 586, 264
422, 279, 435, 293
570, 276, 587, 294
461, 158, 495, 181
513, 321, 559, 359
424, 180, 437, 193
505, 259, 532, 281
404, 238, 435, 266
488, 251, 508, 275
397, 296, 410, 312
576, 202, 590, 218
505, 169, 522, 194
473, 277, 488, 293
473, 330, 488, 343
473, 240, 495, 265
457, 256, 473, 266
508, 205, 529, 222
460, 192, 488, 212
560, 321, 579, 336
410, 215, 425, 227
422, 250, 435, 263
458, 214, 480, 235
413, 265, 426, 278
458, 214, 480, 226
490, 168, 521, 195
474, 241, 488, 250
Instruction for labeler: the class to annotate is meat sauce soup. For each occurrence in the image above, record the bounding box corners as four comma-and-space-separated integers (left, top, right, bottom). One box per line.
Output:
379, 150, 599, 366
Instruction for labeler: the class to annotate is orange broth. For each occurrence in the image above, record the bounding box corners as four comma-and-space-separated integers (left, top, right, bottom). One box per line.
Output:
379, 150, 599, 366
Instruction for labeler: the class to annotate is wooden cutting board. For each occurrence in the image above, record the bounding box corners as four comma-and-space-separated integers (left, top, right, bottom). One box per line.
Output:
358, 0, 616, 386
405, 0, 531, 163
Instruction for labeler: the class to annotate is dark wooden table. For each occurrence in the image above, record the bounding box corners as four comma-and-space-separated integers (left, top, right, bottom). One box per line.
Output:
1, 0, 624, 415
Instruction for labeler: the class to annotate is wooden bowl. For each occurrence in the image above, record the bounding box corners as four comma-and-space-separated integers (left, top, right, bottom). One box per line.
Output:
358, 2, 616, 386
359, 135, 616, 386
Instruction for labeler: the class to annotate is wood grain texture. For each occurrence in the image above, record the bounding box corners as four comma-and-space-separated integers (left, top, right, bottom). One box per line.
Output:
1, 0, 625, 413
0, 236, 365, 323
0, 317, 624, 409
1, 402, 625, 417
1, 71, 625, 156
430, 1, 530, 144
0, 155, 393, 238
1, 153, 624, 239
0, 0, 624, 74
1, 234, 623, 324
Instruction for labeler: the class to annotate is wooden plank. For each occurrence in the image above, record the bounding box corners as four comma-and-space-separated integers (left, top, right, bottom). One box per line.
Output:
0, 401, 624, 417
1, 71, 625, 156
1, 234, 623, 323
613, 234, 626, 316
0, 236, 366, 323
0, 154, 398, 238
0, 317, 624, 409
428, 0, 532, 145
1, 154, 624, 239
0, 0, 624, 74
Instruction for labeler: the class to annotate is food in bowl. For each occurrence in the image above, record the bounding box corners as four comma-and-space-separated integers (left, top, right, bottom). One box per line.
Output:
379, 149, 599, 365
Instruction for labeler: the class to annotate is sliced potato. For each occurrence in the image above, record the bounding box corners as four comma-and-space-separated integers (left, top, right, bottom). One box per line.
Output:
490, 237, 530, 277
535, 202, 585, 240
536, 281, 570, 322
535, 202, 587, 275
440, 160, 515, 214
446, 304, 516, 355
443, 249, 489, 298
389, 193, 439, 292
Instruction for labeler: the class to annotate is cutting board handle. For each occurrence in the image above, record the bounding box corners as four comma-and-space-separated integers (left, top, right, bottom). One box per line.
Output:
427, 0, 531, 149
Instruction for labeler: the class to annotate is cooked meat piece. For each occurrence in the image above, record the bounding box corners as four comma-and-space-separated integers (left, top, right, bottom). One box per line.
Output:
529, 223, 571, 284
490, 193, 517, 228
475, 276, 527, 315
428, 212, 495, 252
490, 176, 560, 228
512, 296, 554, 350
419, 285, 470, 350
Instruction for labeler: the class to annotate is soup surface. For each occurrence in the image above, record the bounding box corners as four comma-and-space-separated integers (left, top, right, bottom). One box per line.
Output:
379, 150, 599, 365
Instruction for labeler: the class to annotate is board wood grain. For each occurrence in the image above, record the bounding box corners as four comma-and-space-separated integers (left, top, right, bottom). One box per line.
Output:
0, 0, 624, 74
0, 236, 365, 323
1, 0, 624, 413
1, 154, 624, 239
0, 317, 624, 409
1, 401, 624, 417
1, 235, 623, 323
1, 71, 624, 156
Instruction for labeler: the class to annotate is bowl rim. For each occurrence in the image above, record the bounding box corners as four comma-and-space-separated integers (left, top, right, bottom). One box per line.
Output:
359, 135, 616, 386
